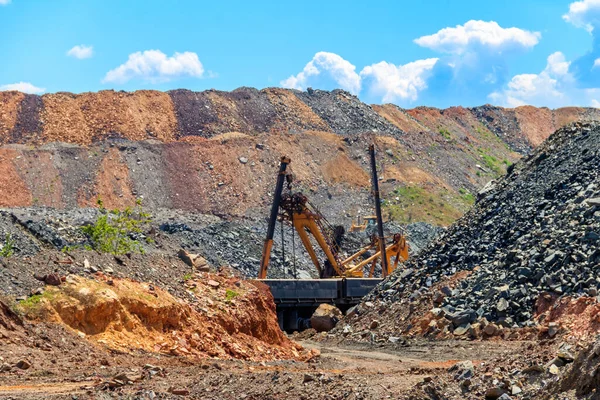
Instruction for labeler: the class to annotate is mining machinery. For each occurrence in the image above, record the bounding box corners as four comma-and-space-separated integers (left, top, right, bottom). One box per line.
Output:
256, 145, 409, 330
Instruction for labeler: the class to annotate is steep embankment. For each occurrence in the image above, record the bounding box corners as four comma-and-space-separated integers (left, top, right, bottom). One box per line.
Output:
1, 88, 599, 225
341, 122, 600, 340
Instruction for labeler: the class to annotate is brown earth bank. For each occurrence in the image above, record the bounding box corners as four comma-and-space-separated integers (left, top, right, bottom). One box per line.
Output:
2, 87, 599, 227
1, 88, 598, 150
0, 130, 504, 226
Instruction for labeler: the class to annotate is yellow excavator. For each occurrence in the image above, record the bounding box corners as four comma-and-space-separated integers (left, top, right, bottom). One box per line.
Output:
258, 145, 409, 280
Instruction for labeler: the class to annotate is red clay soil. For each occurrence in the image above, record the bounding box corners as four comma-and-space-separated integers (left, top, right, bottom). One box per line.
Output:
19, 273, 313, 361
78, 147, 136, 209
264, 88, 332, 133
322, 153, 370, 188
202, 90, 252, 134
372, 104, 427, 133
535, 295, 600, 341
554, 107, 586, 130
0, 148, 32, 207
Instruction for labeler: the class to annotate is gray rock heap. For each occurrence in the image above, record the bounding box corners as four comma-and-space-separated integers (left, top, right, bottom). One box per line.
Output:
364, 121, 600, 328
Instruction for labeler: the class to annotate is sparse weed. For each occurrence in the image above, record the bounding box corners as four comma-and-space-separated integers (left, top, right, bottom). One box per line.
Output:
225, 289, 239, 302
438, 127, 451, 140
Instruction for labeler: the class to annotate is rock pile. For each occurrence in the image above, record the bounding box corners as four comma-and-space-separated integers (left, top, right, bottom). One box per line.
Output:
354, 122, 600, 333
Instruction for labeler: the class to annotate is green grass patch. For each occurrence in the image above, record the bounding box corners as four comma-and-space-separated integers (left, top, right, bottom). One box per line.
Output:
386, 185, 464, 226
15, 290, 57, 316
476, 148, 504, 175
225, 289, 239, 302
438, 127, 451, 140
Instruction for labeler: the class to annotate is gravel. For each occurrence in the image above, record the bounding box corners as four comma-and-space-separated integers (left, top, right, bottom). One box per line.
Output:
294, 89, 404, 136
356, 121, 600, 330
10, 94, 43, 143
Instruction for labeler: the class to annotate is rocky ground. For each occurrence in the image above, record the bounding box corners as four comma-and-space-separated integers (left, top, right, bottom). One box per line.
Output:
0, 298, 544, 400
0, 203, 442, 296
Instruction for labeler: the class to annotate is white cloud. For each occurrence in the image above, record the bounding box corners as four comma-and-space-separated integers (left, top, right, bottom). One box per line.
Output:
280, 52, 361, 95
414, 20, 540, 54
563, 0, 600, 32
0, 0, 11, 5
0, 82, 45, 94
360, 58, 438, 102
591, 98, 600, 107
489, 52, 573, 107
67, 45, 93, 59
103, 50, 205, 84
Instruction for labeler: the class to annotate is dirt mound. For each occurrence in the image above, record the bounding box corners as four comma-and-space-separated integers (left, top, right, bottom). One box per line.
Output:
0, 148, 32, 207
0, 91, 25, 142
168, 89, 219, 138
41, 90, 178, 145
17, 274, 312, 361
78, 147, 136, 209
295, 89, 403, 136
343, 121, 600, 340
263, 87, 331, 133
0, 300, 23, 336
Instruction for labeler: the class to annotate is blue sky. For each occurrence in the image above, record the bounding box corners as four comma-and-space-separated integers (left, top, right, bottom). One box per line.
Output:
1, 0, 600, 108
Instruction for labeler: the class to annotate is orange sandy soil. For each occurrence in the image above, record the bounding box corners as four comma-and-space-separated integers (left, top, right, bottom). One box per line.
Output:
40, 91, 178, 145
17, 273, 312, 362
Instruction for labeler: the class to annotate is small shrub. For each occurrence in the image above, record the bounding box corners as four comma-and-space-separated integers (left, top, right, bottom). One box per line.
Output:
81, 198, 151, 255
0, 234, 15, 257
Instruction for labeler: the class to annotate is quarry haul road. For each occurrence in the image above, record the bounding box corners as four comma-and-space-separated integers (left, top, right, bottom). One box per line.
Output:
0, 339, 532, 399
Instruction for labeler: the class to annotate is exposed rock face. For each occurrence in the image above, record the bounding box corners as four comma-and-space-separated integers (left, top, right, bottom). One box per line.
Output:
347, 122, 600, 333
18, 274, 312, 361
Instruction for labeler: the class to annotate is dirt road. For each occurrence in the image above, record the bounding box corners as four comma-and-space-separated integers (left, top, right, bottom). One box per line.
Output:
0, 338, 532, 399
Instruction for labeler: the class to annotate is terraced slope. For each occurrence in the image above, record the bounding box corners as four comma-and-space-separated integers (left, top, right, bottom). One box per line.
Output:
1, 87, 598, 226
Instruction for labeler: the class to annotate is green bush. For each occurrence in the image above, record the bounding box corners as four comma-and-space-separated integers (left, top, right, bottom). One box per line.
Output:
81, 198, 151, 255
0, 234, 15, 257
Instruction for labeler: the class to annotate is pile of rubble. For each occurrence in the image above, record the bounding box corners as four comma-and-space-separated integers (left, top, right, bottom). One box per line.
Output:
346, 122, 600, 338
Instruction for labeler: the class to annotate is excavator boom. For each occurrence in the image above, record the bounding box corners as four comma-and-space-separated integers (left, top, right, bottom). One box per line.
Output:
258, 150, 409, 279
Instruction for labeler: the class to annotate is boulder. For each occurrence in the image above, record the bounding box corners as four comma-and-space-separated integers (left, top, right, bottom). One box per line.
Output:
178, 249, 210, 271
310, 304, 342, 332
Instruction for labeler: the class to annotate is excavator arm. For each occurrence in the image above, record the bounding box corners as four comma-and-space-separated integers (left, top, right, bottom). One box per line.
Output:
259, 153, 409, 279
258, 156, 290, 279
